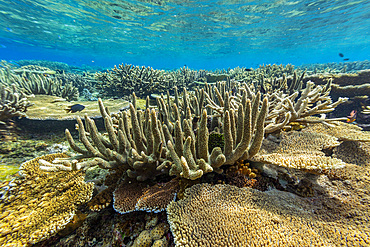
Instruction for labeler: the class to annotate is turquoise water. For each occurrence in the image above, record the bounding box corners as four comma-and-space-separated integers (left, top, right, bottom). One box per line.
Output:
0, 0, 369, 69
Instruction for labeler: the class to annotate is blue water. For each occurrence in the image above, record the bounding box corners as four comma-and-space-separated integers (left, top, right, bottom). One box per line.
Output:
0, 0, 369, 70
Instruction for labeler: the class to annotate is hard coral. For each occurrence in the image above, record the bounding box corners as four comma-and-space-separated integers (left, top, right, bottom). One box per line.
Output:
113, 179, 179, 214
0, 83, 32, 123
167, 183, 370, 246
0, 153, 93, 246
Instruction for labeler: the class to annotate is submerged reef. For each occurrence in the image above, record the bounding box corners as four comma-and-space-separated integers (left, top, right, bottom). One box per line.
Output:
0, 65, 79, 101
1, 60, 370, 246
0, 83, 33, 124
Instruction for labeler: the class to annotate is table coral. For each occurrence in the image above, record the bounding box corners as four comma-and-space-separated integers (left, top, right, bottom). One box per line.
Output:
0, 153, 93, 246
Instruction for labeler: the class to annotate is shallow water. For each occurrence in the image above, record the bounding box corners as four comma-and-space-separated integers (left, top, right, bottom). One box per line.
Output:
0, 0, 369, 68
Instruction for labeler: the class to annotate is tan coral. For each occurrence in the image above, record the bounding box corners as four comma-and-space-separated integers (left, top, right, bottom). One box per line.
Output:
254, 129, 346, 172
251, 152, 347, 171
0, 153, 93, 246
132, 230, 152, 247
167, 183, 332, 246
333, 141, 370, 167
303, 119, 370, 142
167, 183, 370, 247
149, 222, 170, 241
277, 130, 341, 153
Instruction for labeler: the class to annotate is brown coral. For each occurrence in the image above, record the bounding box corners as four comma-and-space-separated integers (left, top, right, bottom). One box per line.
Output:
113, 179, 179, 214
136, 179, 179, 213
0, 153, 93, 246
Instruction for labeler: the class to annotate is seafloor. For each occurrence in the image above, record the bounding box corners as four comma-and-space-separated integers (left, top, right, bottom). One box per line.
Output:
0, 61, 370, 246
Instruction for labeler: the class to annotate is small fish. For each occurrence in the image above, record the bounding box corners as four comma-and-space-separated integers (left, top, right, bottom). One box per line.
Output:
244, 68, 253, 71
346, 110, 357, 123
65, 104, 85, 113
339, 53, 344, 57
343, 58, 349, 61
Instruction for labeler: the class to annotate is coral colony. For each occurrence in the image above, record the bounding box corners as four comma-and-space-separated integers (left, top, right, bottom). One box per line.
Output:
0, 61, 370, 246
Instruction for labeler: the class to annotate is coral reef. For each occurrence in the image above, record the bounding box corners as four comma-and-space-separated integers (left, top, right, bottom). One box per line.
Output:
16, 60, 71, 73
167, 183, 370, 246
0, 83, 33, 124
0, 153, 94, 246
1, 67, 79, 101
1, 60, 362, 246
95, 64, 171, 98
199, 78, 347, 133
298, 60, 370, 74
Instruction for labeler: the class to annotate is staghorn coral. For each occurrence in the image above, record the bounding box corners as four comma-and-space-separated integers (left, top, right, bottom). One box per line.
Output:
167, 183, 370, 247
14, 73, 79, 101
200, 78, 347, 133
95, 64, 209, 99
0, 153, 93, 246
1, 68, 79, 101
45, 90, 268, 181
0, 83, 33, 124
95, 64, 171, 98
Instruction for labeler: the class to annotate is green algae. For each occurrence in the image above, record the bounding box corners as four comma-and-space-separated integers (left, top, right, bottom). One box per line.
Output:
0, 165, 19, 181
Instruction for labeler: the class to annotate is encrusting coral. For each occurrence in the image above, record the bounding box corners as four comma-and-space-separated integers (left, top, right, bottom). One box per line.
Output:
0, 153, 94, 246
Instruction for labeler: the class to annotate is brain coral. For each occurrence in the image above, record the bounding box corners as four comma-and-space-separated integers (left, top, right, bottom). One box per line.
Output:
167, 183, 369, 247
0, 153, 94, 246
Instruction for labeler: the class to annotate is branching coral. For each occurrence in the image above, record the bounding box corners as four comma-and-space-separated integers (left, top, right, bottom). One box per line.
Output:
39, 86, 268, 183
95, 64, 209, 99
200, 78, 347, 133
1, 68, 79, 101
0, 83, 33, 124
95, 64, 171, 98
0, 153, 93, 246
14, 73, 79, 101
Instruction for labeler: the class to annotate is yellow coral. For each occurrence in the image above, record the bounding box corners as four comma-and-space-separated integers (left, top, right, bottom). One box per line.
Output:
0, 153, 93, 246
